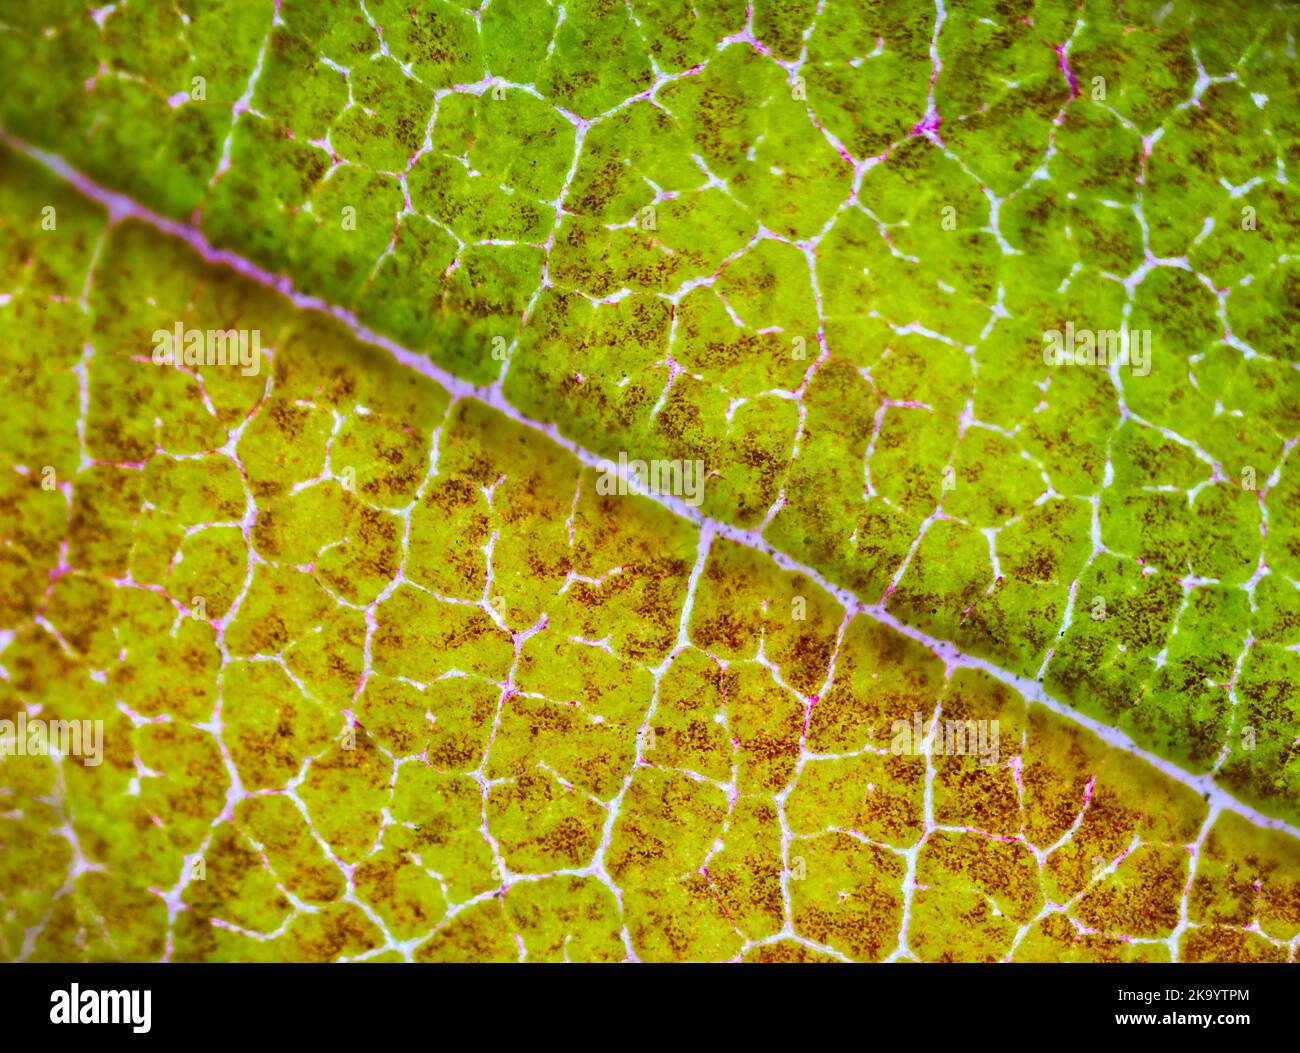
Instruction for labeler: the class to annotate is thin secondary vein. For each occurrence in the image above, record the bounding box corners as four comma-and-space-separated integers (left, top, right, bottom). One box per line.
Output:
5, 128, 1296, 846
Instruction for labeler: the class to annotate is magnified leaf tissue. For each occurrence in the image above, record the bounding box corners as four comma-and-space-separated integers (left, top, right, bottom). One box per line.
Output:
1, 0, 1298, 964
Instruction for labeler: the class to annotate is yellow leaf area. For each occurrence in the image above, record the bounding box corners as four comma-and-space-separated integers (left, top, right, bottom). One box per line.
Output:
1, 154, 1297, 963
